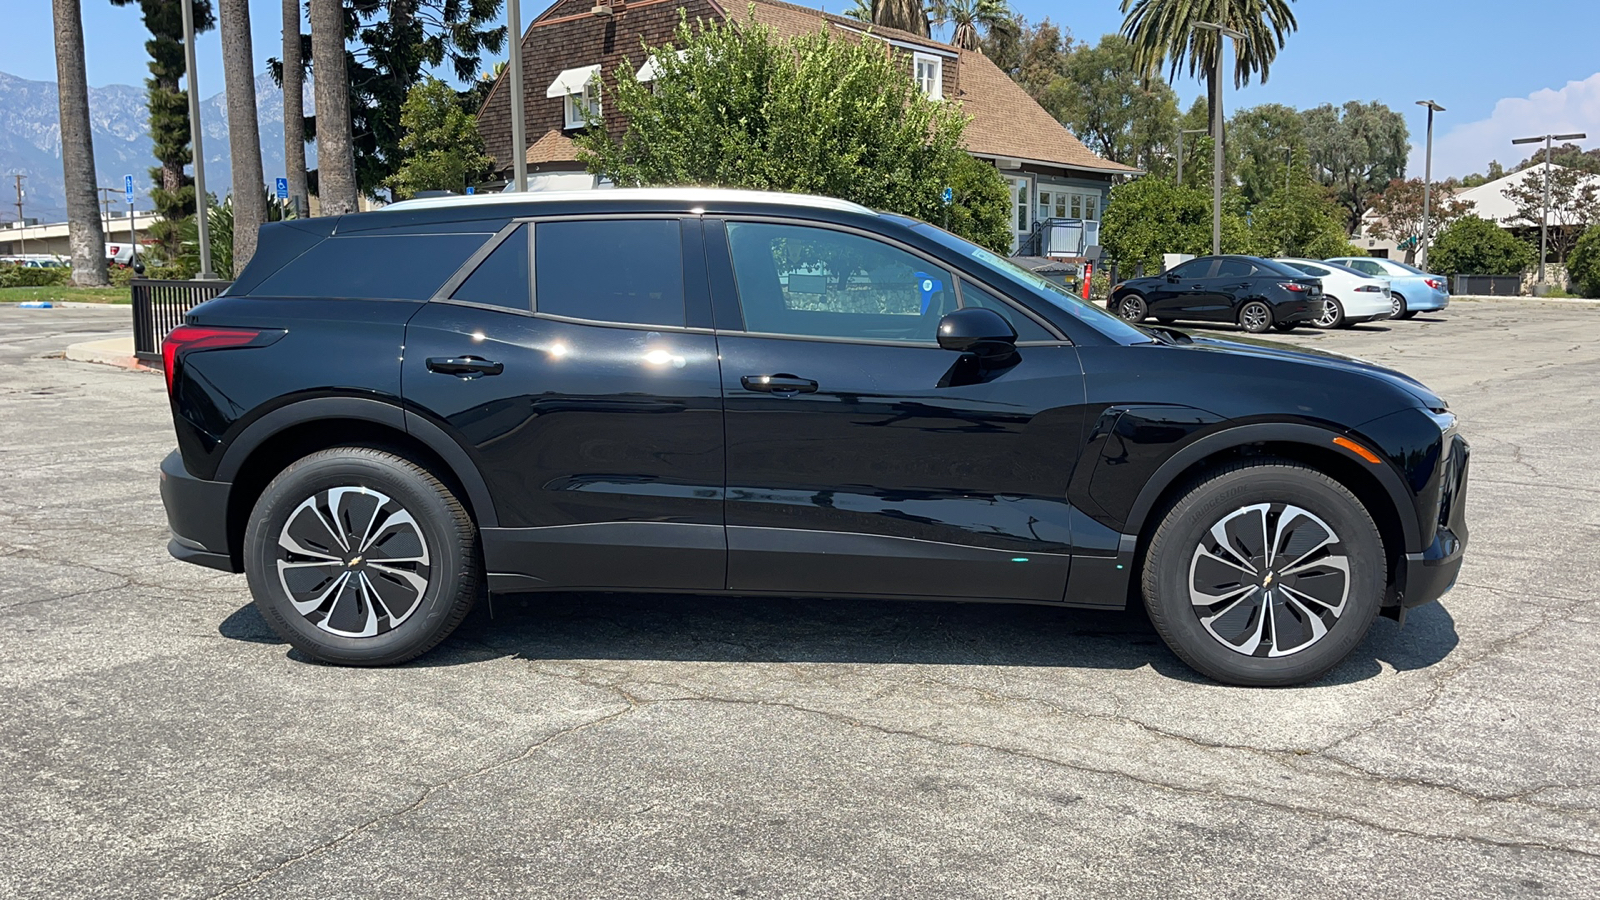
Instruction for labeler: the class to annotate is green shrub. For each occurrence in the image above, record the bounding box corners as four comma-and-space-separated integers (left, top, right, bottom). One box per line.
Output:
0, 265, 70, 288
1427, 215, 1535, 276
1569, 224, 1600, 298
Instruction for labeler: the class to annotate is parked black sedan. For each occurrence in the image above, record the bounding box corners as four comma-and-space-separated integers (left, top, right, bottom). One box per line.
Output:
1110, 255, 1323, 333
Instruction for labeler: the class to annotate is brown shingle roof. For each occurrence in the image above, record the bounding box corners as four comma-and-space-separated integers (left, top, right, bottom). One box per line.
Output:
525, 128, 581, 164
954, 49, 1138, 174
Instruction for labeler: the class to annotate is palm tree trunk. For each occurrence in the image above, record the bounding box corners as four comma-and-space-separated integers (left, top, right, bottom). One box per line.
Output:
309, 0, 357, 215
220, 0, 266, 272
282, 0, 308, 216
52, 0, 108, 287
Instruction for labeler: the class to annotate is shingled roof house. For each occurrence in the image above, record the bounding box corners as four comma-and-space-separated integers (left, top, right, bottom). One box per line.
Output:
476, 0, 1138, 255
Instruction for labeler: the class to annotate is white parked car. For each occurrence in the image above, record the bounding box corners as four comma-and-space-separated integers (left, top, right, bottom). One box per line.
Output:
1274, 258, 1393, 329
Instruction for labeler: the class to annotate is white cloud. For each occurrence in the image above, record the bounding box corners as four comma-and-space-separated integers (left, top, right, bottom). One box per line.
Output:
1415, 73, 1600, 179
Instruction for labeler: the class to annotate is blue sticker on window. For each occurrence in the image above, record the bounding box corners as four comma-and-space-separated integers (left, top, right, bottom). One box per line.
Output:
915, 271, 943, 314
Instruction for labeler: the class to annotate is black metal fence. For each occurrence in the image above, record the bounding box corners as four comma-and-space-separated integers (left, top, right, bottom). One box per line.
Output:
131, 278, 228, 363
1452, 274, 1521, 296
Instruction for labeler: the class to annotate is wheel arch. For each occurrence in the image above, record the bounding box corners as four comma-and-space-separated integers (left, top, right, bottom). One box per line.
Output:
216, 397, 498, 570
1124, 423, 1418, 594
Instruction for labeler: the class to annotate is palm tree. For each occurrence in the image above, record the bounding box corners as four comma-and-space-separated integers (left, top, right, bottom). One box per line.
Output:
871, 0, 931, 37
309, 0, 358, 215
1119, 0, 1298, 138
219, 0, 267, 269
843, 0, 872, 22
282, 0, 308, 216
52, 0, 108, 286
932, 0, 1010, 52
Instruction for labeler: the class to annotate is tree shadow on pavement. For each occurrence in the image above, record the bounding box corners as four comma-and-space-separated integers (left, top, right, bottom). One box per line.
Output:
219, 590, 1460, 685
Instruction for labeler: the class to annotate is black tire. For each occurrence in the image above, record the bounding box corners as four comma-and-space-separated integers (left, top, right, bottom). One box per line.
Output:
1272, 322, 1298, 332
243, 447, 480, 666
1398, 309, 1419, 320
1390, 292, 1409, 320
1115, 293, 1149, 323
1314, 296, 1345, 329
1238, 300, 1273, 334
1156, 317, 1176, 325
1140, 460, 1385, 686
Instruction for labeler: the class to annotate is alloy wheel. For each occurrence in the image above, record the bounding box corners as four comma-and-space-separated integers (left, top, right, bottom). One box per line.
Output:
1239, 302, 1270, 333
1187, 502, 1350, 658
1391, 295, 1405, 318
1315, 298, 1342, 328
275, 486, 432, 638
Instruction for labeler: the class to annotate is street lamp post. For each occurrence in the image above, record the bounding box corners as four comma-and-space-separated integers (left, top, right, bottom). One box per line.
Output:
1511, 130, 1588, 289
1416, 100, 1445, 270
1175, 128, 1206, 186
507, 0, 526, 192
180, 0, 216, 280
1193, 21, 1246, 256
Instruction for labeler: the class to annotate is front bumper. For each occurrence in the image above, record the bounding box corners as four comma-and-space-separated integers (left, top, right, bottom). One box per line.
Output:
159, 449, 238, 572
1398, 433, 1470, 609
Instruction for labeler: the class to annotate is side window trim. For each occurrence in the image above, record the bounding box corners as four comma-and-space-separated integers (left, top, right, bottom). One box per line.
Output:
712, 216, 954, 346
523, 213, 709, 332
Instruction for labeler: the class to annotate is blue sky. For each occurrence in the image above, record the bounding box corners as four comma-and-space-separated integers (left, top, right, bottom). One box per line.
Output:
14, 0, 1599, 179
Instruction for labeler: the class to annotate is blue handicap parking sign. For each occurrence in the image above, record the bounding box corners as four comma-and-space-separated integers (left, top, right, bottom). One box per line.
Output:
914, 271, 944, 314
275, 177, 289, 200
124, 174, 134, 205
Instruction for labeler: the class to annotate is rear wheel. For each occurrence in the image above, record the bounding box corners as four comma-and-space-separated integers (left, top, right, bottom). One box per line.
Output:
1314, 297, 1346, 329
1238, 301, 1273, 334
1116, 293, 1149, 323
1391, 292, 1410, 319
243, 447, 480, 666
1141, 461, 1385, 686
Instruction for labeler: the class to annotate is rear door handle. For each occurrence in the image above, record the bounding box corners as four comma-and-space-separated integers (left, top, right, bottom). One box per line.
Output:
426, 356, 503, 378
741, 374, 818, 394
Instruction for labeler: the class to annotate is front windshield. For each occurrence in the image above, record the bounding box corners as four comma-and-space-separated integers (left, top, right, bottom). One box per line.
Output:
902, 220, 1153, 344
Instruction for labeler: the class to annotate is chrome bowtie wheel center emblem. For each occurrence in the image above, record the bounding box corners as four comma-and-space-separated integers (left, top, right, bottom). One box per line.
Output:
346, 555, 365, 569
1262, 571, 1275, 587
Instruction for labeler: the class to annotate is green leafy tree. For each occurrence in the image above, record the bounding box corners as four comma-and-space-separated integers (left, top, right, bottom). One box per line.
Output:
1567, 224, 1600, 297
1427, 215, 1535, 277
1100, 175, 1255, 271
1246, 165, 1354, 259
385, 79, 493, 199
1458, 160, 1505, 188
576, 13, 1011, 252
1041, 33, 1178, 171
1366, 178, 1475, 264
932, 0, 1013, 52
982, 16, 1072, 98
1119, 0, 1298, 138
1501, 163, 1600, 263
1514, 142, 1600, 176
1302, 100, 1409, 234
1228, 103, 1303, 206
109, 0, 215, 259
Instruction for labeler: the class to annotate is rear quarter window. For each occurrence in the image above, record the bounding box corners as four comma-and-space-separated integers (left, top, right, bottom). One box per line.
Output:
250, 233, 490, 300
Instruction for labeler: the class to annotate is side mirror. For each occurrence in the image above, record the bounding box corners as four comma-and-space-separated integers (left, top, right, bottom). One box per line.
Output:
1165, 273, 1180, 283
937, 307, 1017, 360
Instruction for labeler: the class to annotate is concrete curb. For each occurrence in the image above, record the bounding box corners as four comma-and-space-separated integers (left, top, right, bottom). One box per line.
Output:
64, 335, 157, 373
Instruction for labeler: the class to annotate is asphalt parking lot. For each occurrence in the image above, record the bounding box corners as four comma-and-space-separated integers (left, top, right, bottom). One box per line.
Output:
3, 298, 1599, 898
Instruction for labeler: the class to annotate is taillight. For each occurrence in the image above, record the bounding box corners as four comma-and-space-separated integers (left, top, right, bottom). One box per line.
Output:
1281, 282, 1309, 292
1425, 277, 1445, 290
1355, 284, 1383, 292
161, 325, 262, 393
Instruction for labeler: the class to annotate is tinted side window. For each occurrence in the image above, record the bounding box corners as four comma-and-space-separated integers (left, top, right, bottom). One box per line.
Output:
960, 280, 1054, 341
450, 226, 530, 311
253, 233, 489, 299
1215, 258, 1253, 278
535, 219, 684, 327
1167, 259, 1209, 279
725, 221, 951, 342
1350, 260, 1383, 276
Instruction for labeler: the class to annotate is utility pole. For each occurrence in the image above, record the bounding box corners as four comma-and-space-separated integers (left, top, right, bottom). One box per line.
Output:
1511, 130, 1588, 290
1416, 101, 1445, 271
181, 0, 216, 280
1176, 128, 1205, 187
1193, 22, 1246, 256
12, 174, 24, 258
507, 0, 526, 192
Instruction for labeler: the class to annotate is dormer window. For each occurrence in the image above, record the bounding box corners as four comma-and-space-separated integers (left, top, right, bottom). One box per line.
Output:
546, 64, 603, 129
914, 53, 941, 100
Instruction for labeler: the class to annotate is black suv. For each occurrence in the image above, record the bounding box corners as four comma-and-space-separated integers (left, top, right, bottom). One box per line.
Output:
159, 190, 1468, 686
1109, 255, 1324, 333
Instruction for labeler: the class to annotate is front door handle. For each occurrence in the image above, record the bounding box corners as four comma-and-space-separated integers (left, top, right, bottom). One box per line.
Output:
741, 374, 818, 394
426, 356, 504, 378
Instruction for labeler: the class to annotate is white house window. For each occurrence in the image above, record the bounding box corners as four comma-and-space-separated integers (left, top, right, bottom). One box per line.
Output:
914, 53, 941, 99
1036, 188, 1103, 222
546, 64, 603, 129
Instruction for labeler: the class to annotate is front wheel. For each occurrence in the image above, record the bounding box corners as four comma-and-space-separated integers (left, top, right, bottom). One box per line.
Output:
1140, 461, 1385, 686
1115, 293, 1149, 323
1314, 297, 1345, 329
243, 447, 481, 666
1238, 301, 1273, 334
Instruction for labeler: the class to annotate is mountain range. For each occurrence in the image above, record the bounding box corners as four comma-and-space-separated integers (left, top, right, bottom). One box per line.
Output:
0, 70, 317, 225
